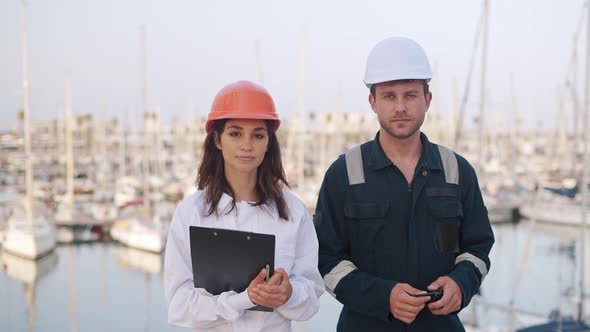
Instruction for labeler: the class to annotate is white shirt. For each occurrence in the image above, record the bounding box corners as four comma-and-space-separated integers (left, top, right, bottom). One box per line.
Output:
164, 190, 325, 332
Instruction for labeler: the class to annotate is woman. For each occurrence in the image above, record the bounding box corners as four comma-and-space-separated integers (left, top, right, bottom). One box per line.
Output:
164, 80, 324, 331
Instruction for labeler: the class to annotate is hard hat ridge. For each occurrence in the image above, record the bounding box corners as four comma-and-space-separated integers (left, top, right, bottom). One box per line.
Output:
205, 80, 280, 133
363, 37, 432, 88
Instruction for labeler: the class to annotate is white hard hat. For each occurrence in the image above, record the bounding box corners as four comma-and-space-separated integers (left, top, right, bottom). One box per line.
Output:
363, 37, 432, 88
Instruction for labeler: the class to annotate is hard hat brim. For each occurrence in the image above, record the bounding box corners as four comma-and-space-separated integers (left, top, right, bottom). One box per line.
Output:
206, 113, 280, 133
364, 77, 432, 89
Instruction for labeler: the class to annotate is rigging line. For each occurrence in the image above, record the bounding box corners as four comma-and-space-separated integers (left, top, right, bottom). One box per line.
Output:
565, 0, 587, 92
453, 1, 486, 148
565, 2, 588, 176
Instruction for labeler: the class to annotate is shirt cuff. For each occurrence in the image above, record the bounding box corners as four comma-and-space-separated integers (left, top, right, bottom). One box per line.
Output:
227, 290, 256, 311
280, 282, 301, 309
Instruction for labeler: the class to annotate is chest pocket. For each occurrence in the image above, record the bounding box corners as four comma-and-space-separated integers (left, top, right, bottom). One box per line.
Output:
426, 187, 462, 254
344, 201, 391, 252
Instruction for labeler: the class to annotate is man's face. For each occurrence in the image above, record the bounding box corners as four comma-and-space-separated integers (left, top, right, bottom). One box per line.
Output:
369, 80, 432, 141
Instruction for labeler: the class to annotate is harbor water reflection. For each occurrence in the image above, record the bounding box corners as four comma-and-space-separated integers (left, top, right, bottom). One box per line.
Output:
0, 220, 588, 331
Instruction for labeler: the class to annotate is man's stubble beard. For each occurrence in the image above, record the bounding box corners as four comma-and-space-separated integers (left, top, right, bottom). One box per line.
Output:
377, 115, 425, 141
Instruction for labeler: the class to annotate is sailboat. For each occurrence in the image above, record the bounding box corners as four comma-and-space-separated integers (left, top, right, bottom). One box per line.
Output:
519, 191, 590, 227
109, 26, 166, 253
110, 116, 167, 253
518, 0, 590, 228
0, 191, 14, 245
285, 31, 320, 210
3, 0, 56, 259
52, 77, 101, 243
110, 213, 166, 253
516, 0, 590, 330
450, 0, 524, 224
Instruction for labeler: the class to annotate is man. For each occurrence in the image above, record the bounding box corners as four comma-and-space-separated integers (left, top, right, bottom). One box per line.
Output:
314, 37, 495, 331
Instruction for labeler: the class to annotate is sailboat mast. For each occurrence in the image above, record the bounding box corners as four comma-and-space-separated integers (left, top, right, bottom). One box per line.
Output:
255, 40, 264, 85
296, 31, 306, 190
578, 0, 590, 321
21, 0, 33, 223
140, 25, 151, 217
65, 77, 74, 202
572, 32, 580, 175
478, 0, 489, 169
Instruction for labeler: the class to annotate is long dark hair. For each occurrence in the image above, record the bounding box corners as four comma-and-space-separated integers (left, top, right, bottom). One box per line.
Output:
196, 119, 290, 220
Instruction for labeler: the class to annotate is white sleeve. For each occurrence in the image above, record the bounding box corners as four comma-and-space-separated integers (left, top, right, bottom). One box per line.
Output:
276, 208, 325, 321
164, 203, 256, 329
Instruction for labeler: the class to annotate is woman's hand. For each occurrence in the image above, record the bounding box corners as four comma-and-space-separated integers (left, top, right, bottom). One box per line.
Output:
247, 268, 292, 308
247, 268, 268, 303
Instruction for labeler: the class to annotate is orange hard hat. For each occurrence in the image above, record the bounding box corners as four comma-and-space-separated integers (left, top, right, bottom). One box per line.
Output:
205, 80, 280, 133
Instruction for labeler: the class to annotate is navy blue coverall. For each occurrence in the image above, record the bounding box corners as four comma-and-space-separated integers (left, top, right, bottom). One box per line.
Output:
315, 132, 495, 331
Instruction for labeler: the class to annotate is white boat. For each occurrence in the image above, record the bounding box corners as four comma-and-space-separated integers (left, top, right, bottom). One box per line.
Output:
114, 181, 139, 207
4, 0, 56, 260
3, 203, 56, 259
55, 225, 100, 244
109, 30, 168, 255
53, 200, 103, 243
520, 191, 588, 227
483, 192, 522, 224
518, 2, 590, 328
54, 200, 75, 224
110, 216, 167, 253
0, 227, 5, 246
0, 201, 8, 246
520, 202, 584, 226
90, 202, 118, 222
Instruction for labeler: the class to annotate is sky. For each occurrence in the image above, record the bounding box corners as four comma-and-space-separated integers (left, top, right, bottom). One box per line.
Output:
0, 0, 586, 132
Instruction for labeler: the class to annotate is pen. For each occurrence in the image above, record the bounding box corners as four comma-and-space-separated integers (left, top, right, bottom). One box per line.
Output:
265, 264, 270, 281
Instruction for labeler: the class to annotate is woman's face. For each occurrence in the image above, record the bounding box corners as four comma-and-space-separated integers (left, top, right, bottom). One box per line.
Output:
215, 119, 269, 176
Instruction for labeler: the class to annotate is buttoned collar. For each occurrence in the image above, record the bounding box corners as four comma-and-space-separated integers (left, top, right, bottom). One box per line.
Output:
367, 131, 442, 171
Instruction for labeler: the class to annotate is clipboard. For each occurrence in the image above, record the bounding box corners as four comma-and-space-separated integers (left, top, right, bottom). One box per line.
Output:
189, 225, 275, 312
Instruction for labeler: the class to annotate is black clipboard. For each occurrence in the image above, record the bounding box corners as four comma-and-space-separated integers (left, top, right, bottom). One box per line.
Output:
189, 225, 275, 312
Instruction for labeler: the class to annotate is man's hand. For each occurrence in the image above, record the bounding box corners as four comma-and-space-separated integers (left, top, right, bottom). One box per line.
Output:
427, 276, 463, 315
248, 268, 293, 308
389, 283, 430, 324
